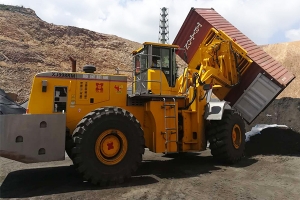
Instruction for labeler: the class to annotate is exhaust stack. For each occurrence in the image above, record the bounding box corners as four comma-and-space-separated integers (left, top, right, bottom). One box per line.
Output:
69, 56, 76, 72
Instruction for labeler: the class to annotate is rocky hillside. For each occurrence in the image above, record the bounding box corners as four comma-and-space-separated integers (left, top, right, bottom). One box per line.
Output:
0, 5, 142, 102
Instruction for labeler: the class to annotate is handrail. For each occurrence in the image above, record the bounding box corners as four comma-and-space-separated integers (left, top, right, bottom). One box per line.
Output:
114, 68, 134, 74
130, 53, 163, 95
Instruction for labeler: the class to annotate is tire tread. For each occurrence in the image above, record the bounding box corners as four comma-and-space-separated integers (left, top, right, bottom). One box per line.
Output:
71, 106, 145, 185
207, 110, 246, 164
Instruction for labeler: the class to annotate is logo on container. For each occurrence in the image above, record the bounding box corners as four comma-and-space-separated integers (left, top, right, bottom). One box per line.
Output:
184, 22, 202, 50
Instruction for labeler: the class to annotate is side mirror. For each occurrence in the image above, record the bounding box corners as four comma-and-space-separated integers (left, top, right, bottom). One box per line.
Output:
203, 84, 212, 91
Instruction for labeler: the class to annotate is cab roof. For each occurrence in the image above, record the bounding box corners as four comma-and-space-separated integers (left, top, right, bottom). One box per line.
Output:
143, 42, 180, 48
132, 42, 180, 55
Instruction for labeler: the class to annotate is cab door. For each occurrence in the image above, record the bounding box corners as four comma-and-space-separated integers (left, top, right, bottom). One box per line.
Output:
134, 48, 149, 94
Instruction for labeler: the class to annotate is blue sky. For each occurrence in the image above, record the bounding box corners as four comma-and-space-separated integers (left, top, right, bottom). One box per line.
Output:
1, 0, 300, 45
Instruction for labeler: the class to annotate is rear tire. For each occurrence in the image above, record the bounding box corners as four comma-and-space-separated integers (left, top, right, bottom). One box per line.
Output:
71, 106, 145, 185
206, 110, 245, 164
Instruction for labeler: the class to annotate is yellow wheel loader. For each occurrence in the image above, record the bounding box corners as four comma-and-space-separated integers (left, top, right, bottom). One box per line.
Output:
0, 8, 294, 185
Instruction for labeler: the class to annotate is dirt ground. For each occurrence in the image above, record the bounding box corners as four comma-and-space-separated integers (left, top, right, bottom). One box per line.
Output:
1, 128, 300, 200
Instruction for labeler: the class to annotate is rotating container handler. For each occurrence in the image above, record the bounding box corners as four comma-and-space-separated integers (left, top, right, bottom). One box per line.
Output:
0, 8, 295, 185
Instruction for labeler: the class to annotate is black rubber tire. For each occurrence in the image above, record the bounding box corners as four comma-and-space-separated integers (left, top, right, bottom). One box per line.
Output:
71, 106, 145, 185
65, 133, 75, 161
206, 110, 246, 164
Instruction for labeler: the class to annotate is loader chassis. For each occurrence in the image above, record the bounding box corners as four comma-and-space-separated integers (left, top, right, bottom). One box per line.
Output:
1, 27, 262, 185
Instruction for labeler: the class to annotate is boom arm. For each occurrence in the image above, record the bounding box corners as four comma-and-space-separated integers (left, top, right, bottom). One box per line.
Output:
183, 28, 253, 100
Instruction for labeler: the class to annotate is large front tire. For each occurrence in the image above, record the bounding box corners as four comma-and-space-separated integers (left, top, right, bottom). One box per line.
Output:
206, 110, 246, 164
71, 107, 145, 185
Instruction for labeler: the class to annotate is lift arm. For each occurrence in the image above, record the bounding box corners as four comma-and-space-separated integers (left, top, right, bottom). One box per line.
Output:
182, 28, 253, 100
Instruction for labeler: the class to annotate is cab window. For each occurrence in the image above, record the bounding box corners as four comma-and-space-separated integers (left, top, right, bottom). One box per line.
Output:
161, 48, 170, 69
134, 48, 148, 74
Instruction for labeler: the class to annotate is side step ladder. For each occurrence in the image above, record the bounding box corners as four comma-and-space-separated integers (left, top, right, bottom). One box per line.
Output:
162, 98, 178, 154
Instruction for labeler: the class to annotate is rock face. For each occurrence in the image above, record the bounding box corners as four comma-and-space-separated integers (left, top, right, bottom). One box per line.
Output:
0, 5, 142, 102
0, 4, 299, 131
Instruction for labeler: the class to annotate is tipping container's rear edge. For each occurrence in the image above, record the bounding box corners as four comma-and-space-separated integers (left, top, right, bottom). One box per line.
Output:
173, 7, 295, 124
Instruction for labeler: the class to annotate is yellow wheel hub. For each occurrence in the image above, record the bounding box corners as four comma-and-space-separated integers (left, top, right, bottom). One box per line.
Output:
101, 135, 120, 157
232, 124, 242, 149
95, 129, 127, 165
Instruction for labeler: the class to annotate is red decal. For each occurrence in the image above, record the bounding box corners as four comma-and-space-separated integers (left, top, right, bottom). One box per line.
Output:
96, 83, 103, 93
114, 85, 123, 93
107, 142, 114, 150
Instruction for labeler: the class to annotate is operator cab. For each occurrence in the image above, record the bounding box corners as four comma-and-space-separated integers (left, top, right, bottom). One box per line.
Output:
132, 42, 180, 95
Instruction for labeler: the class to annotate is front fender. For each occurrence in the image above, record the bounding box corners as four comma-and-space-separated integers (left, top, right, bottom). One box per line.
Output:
204, 101, 231, 120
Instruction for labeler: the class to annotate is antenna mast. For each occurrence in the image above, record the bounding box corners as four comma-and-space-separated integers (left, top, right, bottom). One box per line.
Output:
158, 7, 169, 44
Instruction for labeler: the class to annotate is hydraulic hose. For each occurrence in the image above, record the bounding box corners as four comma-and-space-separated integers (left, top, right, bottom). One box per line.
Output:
180, 72, 199, 110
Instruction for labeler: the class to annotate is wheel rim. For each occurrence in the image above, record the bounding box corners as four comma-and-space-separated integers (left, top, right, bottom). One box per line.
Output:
95, 129, 127, 165
232, 124, 242, 149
